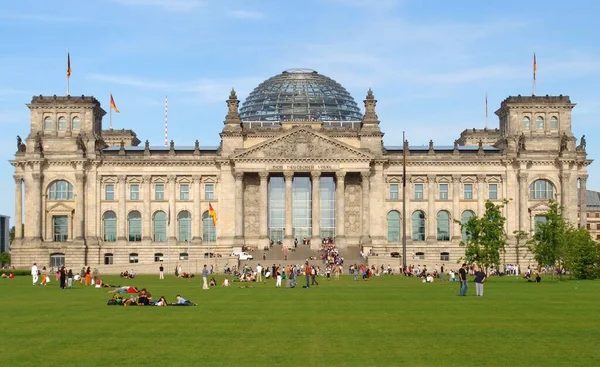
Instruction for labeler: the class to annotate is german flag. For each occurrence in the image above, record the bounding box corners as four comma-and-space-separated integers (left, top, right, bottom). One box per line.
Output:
209, 203, 217, 227
110, 94, 120, 113
67, 52, 72, 78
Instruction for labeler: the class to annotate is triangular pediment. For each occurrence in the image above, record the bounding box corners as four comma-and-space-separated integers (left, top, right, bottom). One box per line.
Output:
232, 127, 374, 160
529, 202, 551, 213
47, 202, 74, 213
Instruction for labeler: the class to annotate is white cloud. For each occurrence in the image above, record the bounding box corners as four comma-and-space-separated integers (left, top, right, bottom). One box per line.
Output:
228, 10, 264, 19
109, 0, 203, 12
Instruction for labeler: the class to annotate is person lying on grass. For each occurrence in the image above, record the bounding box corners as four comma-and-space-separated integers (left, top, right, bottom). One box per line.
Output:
108, 286, 139, 294
171, 294, 196, 306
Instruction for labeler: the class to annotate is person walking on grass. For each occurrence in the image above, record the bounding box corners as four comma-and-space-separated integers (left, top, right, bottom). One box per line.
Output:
202, 264, 209, 290
474, 266, 487, 296
67, 269, 74, 288
31, 263, 39, 285
159, 264, 164, 280
256, 263, 263, 282
304, 261, 311, 288
40, 266, 47, 286
459, 263, 468, 296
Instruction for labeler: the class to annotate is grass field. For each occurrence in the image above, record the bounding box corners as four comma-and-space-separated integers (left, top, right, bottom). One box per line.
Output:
1, 273, 599, 367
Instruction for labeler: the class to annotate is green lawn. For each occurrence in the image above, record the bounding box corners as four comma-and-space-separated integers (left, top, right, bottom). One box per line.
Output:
1, 273, 599, 367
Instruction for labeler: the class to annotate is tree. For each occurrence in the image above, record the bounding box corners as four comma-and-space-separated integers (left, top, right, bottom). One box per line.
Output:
0, 252, 10, 265
563, 227, 600, 280
9, 226, 14, 245
458, 200, 507, 271
527, 201, 569, 279
513, 230, 529, 268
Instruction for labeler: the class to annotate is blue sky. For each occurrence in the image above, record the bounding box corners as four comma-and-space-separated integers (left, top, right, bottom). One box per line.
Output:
0, 0, 599, 223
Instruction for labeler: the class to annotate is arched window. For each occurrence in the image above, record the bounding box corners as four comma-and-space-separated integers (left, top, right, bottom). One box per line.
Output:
48, 180, 74, 200
522, 116, 530, 129
72, 116, 80, 130
202, 211, 216, 242
529, 179, 555, 199
178, 210, 191, 242
44, 116, 53, 130
536, 116, 544, 129
58, 116, 67, 130
387, 210, 400, 241
437, 210, 450, 241
49, 253, 65, 268
550, 116, 558, 129
103, 211, 117, 242
411, 210, 425, 241
128, 211, 142, 242
461, 210, 475, 241
153, 211, 167, 242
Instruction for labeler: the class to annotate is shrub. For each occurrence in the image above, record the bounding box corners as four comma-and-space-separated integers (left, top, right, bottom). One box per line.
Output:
0, 269, 30, 276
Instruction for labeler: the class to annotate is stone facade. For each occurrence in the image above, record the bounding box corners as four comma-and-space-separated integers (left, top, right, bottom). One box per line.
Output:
9, 90, 592, 270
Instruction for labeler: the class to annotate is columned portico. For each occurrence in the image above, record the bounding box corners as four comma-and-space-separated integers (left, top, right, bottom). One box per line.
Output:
283, 171, 294, 247
311, 171, 321, 249
335, 171, 346, 246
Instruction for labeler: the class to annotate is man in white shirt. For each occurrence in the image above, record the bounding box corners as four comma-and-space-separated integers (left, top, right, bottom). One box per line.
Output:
256, 264, 263, 282
31, 263, 39, 285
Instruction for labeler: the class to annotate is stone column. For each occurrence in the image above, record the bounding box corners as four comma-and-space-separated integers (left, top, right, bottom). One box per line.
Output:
335, 171, 346, 244
74, 173, 86, 239
13, 175, 23, 240
234, 171, 245, 244
32, 172, 44, 240
579, 175, 588, 228
284, 171, 294, 247
117, 175, 127, 240
259, 172, 269, 244
142, 175, 152, 240
452, 175, 461, 240
360, 171, 372, 246
427, 174, 436, 240
311, 171, 321, 248
192, 176, 202, 241
560, 172, 570, 213
168, 175, 177, 240
477, 174, 486, 216
518, 173, 529, 232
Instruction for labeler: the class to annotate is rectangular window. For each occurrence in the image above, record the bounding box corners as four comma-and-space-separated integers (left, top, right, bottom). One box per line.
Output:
488, 184, 498, 200
53, 216, 68, 242
416, 252, 425, 260
439, 184, 448, 200
586, 223, 591, 230
129, 254, 139, 264
389, 183, 399, 200
180, 184, 189, 200
464, 184, 473, 199
414, 183, 424, 200
155, 184, 165, 200
104, 254, 113, 265
440, 252, 450, 261
105, 184, 114, 200
130, 184, 140, 200
205, 183, 215, 200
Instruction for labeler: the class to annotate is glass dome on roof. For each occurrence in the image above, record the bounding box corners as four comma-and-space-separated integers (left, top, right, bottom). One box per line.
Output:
239, 69, 363, 122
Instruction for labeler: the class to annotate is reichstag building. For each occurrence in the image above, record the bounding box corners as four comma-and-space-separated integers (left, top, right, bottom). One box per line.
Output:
10, 69, 592, 268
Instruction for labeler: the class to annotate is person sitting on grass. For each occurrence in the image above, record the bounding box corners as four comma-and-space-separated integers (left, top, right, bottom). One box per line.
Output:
156, 296, 168, 306
222, 277, 230, 287
209, 277, 217, 287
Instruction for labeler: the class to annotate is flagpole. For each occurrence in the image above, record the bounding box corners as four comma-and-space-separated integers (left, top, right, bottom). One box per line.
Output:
66, 50, 70, 95
485, 93, 488, 128
109, 93, 112, 129
532, 53, 537, 96
402, 131, 407, 270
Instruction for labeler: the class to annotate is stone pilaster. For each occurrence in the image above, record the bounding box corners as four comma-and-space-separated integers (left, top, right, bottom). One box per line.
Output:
559, 172, 571, 219
13, 175, 23, 240
234, 171, 245, 246
74, 172, 86, 239
284, 171, 294, 247
32, 172, 43, 240
311, 171, 321, 248
427, 174, 436, 240
452, 174, 461, 240
477, 174, 486, 216
142, 175, 152, 240
518, 173, 529, 232
360, 171, 372, 246
168, 175, 177, 240
192, 176, 202, 241
117, 175, 127, 240
579, 175, 588, 228
259, 172, 269, 245
335, 171, 346, 245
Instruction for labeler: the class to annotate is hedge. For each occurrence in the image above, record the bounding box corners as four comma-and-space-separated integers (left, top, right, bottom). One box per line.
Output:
0, 269, 30, 276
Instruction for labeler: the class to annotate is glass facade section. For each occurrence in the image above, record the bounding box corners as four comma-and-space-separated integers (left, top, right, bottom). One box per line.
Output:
464, 184, 473, 199
202, 211, 216, 242
130, 184, 140, 200
439, 184, 449, 200
534, 215, 547, 231
414, 184, 424, 200
412, 210, 425, 241
205, 184, 214, 200
103, 210, 117, 242
389, 184, 399, 200
461, 210, 475, 241
180, 184, 189, 200
488, 184, 498, 200
387, 210, 400, 241
529, 180, 554, 199
128, 211, 142, 241
320, 176, 336, 239
268, 176, 285, 242
178, 210, 191, 242
153, 211, 167, 242
48, 180, 73, 200
437, 211, 450, 241
53, 216, 68, 242
293, 176, 312, 240
105, 184, 114, 200
155, 184, 164, 200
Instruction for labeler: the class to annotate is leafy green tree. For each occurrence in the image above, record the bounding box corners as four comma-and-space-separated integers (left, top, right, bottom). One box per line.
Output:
527, 201, 569, 279
458, 200, 507, 271
563, 228, 600, 280
0, 252, 10, 265
513, 230, 529, 268
9, 226, 14, 245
